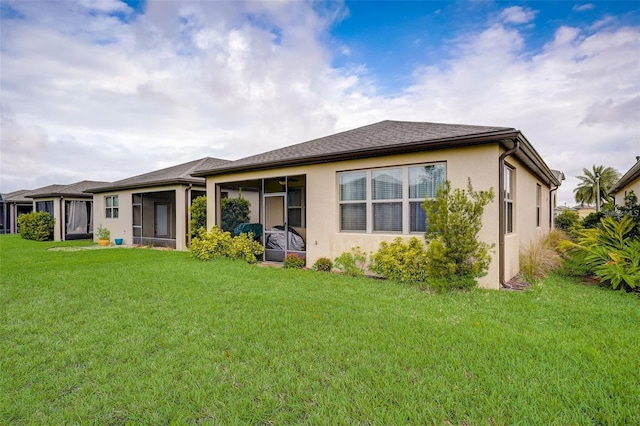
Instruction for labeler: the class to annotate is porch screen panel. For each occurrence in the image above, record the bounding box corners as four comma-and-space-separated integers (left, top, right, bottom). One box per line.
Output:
339, 171, 366, 232
66, 201, 88, 234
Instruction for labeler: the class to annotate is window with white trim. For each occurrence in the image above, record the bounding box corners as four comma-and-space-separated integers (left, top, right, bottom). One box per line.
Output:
339, 163, 446, 233
105, 195, 119, 219
504, 165, 514, 233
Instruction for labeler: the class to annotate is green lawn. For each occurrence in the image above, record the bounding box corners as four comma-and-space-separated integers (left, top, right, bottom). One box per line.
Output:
1, 235, 639, 424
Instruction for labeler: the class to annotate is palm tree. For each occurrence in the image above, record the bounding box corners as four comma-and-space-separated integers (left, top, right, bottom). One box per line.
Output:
573, 165, 620, 206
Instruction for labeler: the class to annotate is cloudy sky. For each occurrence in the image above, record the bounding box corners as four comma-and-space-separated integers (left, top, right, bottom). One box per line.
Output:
1, 0, 638, 206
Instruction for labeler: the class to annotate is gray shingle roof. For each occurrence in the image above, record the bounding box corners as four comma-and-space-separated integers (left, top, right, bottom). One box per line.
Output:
88, 157, 229, 193
193, 120, 516, 176
1, 189, 35, 204
27, 181, 109, 198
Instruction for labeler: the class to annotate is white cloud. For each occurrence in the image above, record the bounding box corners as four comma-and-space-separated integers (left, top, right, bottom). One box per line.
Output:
573, 3, 595, 12
498, 6, 537, 24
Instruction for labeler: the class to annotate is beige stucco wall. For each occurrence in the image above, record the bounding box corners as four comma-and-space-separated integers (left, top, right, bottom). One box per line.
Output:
502, 154, 552, 282
92, 185, 204, 250
614, 178, 640, 206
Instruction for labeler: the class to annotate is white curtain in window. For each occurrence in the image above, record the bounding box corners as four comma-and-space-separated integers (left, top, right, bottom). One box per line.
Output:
66, 201, 88, 234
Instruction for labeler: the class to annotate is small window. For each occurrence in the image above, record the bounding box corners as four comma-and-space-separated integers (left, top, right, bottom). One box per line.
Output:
536, 184, 541, 227
504, 166, 514, 234
409, 164, 446, 232
372, 169, 402, 232
105, 195, 119, 219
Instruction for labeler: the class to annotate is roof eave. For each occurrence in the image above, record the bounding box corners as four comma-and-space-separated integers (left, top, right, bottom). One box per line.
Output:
87, 178, 206, 194
610, 161, 640, 194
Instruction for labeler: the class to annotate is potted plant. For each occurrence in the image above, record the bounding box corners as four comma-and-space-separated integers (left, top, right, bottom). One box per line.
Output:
96, 225, 110, 246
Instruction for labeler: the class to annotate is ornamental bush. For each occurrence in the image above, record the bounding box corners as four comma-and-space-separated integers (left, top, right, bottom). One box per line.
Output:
189, 196, 207, 238
334, 247, 367, 277
312, 257, 333, 272
18, 211, 55, 241
370, 237, 429, 283
221, 195, 251, 233
283, 253, 306, 269
190, 226, 263, 263
423, 179, 494, 287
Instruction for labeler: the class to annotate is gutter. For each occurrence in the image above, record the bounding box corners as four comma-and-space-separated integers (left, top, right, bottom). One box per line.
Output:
498, 138, 520, 286
59, 196, 64, 242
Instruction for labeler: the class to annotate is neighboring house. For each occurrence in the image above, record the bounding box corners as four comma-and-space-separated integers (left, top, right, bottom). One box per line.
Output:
611, 157, 640, 206
573, 204, 597, 219
26, 181, 108, 241
86, 158, 255, 250
193, 120, 561, 289
1, 189, 34, 234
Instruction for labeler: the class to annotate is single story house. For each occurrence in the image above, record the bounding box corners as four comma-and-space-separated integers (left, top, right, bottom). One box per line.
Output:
611, 157, 640, 206
86, 157, 257, 250
1, 189, 34, 234
193, 120, 562, 289
26, 181, 109, 241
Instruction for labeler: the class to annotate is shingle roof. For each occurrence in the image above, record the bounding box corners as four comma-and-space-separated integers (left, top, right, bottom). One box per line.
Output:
611, 159, 640, 194
193, 120, 516, 176
88, 157, 229, 193
26, 181, 109, 198
1, 189, 35, 204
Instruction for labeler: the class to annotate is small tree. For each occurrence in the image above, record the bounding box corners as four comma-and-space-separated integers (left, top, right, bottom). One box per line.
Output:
189, 196, 207, 238
555, 209, 582, 237
423, 179, 495, 281
221, 193, 251, 233
17, 211, 55, 241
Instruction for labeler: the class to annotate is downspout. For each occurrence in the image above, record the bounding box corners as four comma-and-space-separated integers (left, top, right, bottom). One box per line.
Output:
185, 184, 192, 248
498, 138, 520, 286
59, 197, 64, 241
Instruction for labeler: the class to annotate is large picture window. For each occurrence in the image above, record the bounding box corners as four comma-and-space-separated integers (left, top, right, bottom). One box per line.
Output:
105, 195, 119, 219
339, 163, 446, 234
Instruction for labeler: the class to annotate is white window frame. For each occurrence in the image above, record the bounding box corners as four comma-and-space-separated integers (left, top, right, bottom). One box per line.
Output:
504, 165, 514, 234
338, 162, 446, 234
105, 195, 119, 219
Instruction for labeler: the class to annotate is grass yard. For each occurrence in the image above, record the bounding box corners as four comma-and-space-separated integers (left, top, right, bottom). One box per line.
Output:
1, 235, 639, 424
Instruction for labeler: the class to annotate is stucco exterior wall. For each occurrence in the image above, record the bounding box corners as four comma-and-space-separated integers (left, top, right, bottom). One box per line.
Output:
93, 185, 204, 250
502, 154, 552, 282
614, 178, 640, 206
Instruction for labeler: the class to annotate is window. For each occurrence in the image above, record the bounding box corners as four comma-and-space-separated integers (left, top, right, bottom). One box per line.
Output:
339, 171, 367, 231
504, 165, 514, 233
105, 195, 119, 219
36, 201, 53, 216
536, 184, 541, 227
339, 163, 446, 233
409, 164, 446, 232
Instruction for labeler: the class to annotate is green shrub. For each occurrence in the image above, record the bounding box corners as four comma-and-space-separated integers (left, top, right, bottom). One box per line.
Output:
334, 247, 367, 277
17, 211, 55, 241
582, 212, 605, 229
283, 253, 306, 269
221, 195, 250, 233
96, 225, 110, 240
565, 216, 639, 291
555, 210, 582, 237
423, 179, 494, 282
189, 196, 207, 238
312, 257, 333, 272
190, 227, 264, 263
370, 237, 429, 283
229, 232, 264, 264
